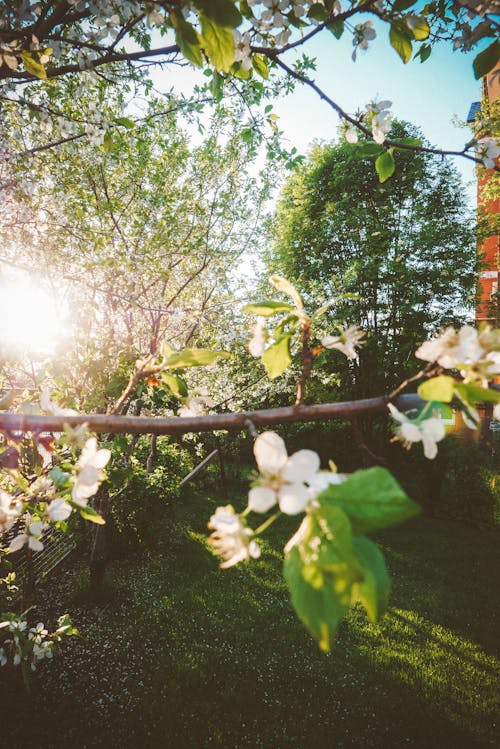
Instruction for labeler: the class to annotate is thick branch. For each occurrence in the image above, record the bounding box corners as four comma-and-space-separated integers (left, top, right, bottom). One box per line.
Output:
0, 393, 421, 436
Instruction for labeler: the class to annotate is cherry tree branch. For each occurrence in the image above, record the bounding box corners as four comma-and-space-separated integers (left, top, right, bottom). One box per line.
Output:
0, 393, 421, 436
269, 54, 500, 171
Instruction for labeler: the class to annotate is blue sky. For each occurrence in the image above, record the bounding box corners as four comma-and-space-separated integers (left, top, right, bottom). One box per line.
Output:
270, 24, 480, 192
156, 21, 481, 199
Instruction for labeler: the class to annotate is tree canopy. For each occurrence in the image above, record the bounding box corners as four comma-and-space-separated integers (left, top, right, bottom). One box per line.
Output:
268, 121, 478, 396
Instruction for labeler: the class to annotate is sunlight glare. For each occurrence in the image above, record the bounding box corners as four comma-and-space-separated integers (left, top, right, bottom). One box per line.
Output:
0, 275, 64, 356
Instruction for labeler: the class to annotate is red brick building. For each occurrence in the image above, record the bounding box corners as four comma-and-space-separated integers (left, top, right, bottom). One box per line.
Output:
468, 63, 500, 325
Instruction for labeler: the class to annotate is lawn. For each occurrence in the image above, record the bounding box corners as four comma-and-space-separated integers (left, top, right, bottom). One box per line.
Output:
1, 483, 498, 748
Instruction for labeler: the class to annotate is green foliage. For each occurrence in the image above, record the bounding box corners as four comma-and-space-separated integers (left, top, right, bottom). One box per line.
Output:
268, 121, 477, 399
284, 467, 418, 650
318, 467, 420, 535
473, 40, 500, 80
107, 437, 192, 554
261, 334, 292, 379
434, 437, 500, 527
418, 375, 456, 403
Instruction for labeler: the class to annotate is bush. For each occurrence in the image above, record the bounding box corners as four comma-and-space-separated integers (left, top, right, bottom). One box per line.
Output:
434, 437, 500, 528
106, 436, 194, 555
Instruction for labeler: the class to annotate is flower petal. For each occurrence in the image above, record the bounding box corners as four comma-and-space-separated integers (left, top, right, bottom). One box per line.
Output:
282, 449, 320, 482
400, 422, 422, 443
420, 417, 445, 442
278, 483, 310, 515
253, 431, 288, 475
9, 534, 27, 553
422, 436, 438, 460
248, 486, 277, 513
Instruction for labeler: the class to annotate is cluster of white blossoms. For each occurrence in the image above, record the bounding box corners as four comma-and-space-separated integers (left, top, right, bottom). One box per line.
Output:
352, 20, 376, 61
1, 390, 111, 554
388, 403, 445, 460
416, 325, 500, 387
208, 505, 261, 569
209, 431, 345, 568
476, 137, 500, 169
321, 324, 365, 361
178, 389, 216, 418
0, 615, 73, 670
247, 0, 326, 48
344, 100, 392, 146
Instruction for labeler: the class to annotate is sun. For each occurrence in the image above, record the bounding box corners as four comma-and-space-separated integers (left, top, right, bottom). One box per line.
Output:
0, 273, 65, 356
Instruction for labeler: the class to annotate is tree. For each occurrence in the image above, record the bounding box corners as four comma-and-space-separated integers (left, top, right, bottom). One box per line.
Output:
0, 71, 272, 411
0, 1, 498, 178
267, 121, 478, 398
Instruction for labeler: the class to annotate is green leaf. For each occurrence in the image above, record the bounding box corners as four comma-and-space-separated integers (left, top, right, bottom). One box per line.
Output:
317, 467, 420, 535
418, 375, 456, 403
416, 43, 432, 63
21, 51, 47, 79
389, 23, 413, 64
49, 466, 71, 489
356, 142, 385, 158
407, 15, 430, 41
102, 130, 114, 151
252, 53, 269, 80
375, 150, 395, 182
161, 373, 188, 398
170, 12, 203, 66
473, 40, 500, 80
351, 537, 391, 623
326, 19, 344, 39
164, 348, 230, 368
242, 301, 295, 316
78, 505, 106, 525
200, 14, 235, 71
284, 545, 348, 652
455, 382, 500, 405
195, 0, 242, 27
262, 334, 292, 379
307, 3, 329, 21
269, 275, 303, 310
392, 0, 417, 10
115, 117, 135, 129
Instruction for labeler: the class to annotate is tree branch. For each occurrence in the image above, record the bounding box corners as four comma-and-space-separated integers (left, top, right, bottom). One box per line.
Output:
0, 393, 422, 436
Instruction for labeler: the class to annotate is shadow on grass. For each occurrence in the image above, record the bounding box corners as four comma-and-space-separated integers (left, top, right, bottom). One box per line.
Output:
0, 490, 498, 749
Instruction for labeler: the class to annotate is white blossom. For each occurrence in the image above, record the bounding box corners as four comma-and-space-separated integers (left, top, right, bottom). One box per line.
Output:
388, 404, 445, 459
71, 437, 111, 506
352, 21, 376, 60
178, 390, 215, 418
368, 99, 392, 144
248, 431, 320, 515
321, 324, 365, 360
233, 30, 252, 71
345, 126, 359, 144
416, 325, 500, 385
40, 386, 78, 417
46, 497, 72, 522
0, 491, 21, 532
476, 137, 500, 169
29, 622, 48, 643
208, 505, 261, 568
9, 514, 46, 553
248, 317, 268, 356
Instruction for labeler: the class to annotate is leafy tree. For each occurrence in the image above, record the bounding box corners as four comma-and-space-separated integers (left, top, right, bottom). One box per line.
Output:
0, 73, 272, 410
267, 121, 478, 398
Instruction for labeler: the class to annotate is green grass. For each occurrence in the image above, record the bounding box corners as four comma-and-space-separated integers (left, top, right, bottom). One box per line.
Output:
1, 484, 499, 748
